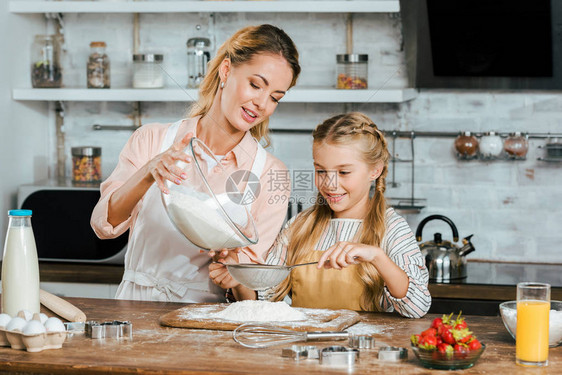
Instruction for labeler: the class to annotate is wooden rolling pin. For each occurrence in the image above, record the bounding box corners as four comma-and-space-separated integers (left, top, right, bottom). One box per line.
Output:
39, 289, 87, 323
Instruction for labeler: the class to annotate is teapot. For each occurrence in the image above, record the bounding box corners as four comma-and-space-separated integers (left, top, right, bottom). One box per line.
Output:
415, 215, 475, 283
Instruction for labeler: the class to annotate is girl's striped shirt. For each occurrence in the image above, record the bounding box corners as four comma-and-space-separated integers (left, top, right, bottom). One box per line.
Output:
262, 207, 431, 318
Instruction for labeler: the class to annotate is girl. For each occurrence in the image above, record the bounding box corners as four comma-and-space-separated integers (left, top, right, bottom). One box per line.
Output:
211, 112, 431, 318
91, 24, 300, 303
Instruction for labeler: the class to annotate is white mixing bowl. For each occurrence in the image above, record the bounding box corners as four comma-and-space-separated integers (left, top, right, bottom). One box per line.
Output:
499, 300, 562, 347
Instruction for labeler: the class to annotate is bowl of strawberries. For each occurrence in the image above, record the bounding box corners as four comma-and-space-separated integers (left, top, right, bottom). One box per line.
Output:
410, 312, 485, 370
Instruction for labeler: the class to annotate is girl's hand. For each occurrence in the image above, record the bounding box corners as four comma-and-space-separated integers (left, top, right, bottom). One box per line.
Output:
208, 250, 240, 290
207, 247, 241, 261
317, 241, 381, 270
146, 132, 193, 194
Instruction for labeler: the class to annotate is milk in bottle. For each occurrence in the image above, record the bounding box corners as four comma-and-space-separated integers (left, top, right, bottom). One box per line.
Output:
1, 210, 40, 316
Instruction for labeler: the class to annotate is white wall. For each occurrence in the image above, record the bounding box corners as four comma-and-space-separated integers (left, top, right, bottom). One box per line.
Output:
3, 6, 561, 264
0, 3, 49, 248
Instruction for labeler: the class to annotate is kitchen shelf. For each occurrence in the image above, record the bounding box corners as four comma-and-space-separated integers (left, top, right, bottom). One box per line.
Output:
12, 87, 418, 103
9, 1, 400, 14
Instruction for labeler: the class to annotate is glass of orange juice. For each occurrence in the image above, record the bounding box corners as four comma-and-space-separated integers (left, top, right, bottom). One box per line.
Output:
516, 282, 550, 367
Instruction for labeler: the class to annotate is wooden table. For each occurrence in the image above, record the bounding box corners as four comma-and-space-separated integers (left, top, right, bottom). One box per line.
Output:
0, 298, 559, 374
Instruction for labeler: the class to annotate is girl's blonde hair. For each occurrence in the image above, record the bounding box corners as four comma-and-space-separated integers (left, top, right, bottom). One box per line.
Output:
272, 112, 390, 311
189, 24, 300, 148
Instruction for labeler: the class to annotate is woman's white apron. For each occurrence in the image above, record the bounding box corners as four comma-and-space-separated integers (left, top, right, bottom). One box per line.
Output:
115, 119, 266, 302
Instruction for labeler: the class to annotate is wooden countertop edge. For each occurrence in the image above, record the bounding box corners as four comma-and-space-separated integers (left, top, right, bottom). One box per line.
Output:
0, 362, 230, 375
429, 283, 562, 300
31, 262, 562, 301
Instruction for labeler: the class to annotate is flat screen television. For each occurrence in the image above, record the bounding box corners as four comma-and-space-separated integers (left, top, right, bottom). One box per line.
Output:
400, 0, 562, 89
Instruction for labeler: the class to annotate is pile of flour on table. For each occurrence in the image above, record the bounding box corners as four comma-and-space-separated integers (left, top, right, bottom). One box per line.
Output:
211, 300, 307, 322
166, 189, 242, 249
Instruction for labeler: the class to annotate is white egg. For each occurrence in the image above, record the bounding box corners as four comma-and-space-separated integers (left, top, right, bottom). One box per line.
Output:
23, 320, 46, 335
0, 313, 12, 328
39, 313, 48, 325
6, 317, 27, 332
18, 310, 33, 321
44, 317, 65, 332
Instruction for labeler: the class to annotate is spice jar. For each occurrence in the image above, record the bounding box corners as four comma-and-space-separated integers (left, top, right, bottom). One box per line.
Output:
504, 132, 529, 158
336, 54, 368, 89
186, 37, 211, 88
87, 41, 110, 88
479, 131, 503, 158
71, 146, 101, 183
132, 54, 164, 88
31, 35, 63, 88
454, 131, 479, 159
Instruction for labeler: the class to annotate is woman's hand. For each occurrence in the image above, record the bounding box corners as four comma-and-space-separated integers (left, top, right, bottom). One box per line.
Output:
145, 132, 193, 194
317, 241, 382, 270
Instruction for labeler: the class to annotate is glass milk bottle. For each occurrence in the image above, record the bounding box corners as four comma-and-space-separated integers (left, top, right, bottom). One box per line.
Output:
1, 210, 40, 316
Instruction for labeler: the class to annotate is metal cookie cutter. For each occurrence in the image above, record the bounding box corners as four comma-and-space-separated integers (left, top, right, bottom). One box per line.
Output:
281, 345, 319, 360
86, 321, 133, 339
349, 334, 375, 349
320, 346, 359, 367
378, 346, 408, 362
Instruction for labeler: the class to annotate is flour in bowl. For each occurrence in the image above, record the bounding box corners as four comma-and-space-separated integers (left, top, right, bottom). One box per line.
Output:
211, 301, 307, 322
501, 306, 562, 346
166, 190, 243, 249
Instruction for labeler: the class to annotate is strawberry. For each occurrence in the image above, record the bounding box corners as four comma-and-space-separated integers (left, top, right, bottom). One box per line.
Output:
454, 343, 468, 359
438, 343, 453, 354
452, 327, 473, 343
468, 338, 482, 351
436, 336, 443, 346
437, 322, 452, 336
419, 335, 437, 350
421, 327, 437, 337
431, 317, 443, 329
441, 312, 454, 325
441, 329, 455, 345
453, 311, 467, 330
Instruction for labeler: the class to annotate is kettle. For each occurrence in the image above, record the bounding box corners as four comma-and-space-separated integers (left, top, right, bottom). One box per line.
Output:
415, 215, 475, 283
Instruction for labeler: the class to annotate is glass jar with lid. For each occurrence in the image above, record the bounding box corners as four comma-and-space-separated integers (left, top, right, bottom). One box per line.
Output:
132, 53, 164, 88
479, 131, 503, 158
336, 54, 368, 89
87, 41, 110, 88
504, 132, 529, 158
71, 146, 102, 183
454, 131, 479, 159
186, 37, 211, 88
31, 34, 63, 88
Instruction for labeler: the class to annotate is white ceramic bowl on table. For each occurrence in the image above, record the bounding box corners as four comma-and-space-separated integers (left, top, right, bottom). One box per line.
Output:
499, 300, 562, 347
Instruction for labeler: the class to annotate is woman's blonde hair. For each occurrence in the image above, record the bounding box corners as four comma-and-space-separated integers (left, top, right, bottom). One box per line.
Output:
189, 24, 300, 148
272, 112, 390, 311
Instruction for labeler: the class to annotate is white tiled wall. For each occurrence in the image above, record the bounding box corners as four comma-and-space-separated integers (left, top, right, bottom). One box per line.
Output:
33, 9, 562, 264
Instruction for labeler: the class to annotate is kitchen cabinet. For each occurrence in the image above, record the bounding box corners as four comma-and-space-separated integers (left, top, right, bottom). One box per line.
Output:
9, 0, 417, 104
0, 297, 560, 374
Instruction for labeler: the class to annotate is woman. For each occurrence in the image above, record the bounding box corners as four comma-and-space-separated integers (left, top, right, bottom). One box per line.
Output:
91, 24, 301, 303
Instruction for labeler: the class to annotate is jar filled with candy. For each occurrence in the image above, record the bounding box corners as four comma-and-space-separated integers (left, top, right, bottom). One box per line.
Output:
71, 146, 101, 183
336, 54, 368, 89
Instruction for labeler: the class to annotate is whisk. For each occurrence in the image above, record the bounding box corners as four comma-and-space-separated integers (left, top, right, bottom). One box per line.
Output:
233, 323, 350, 348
